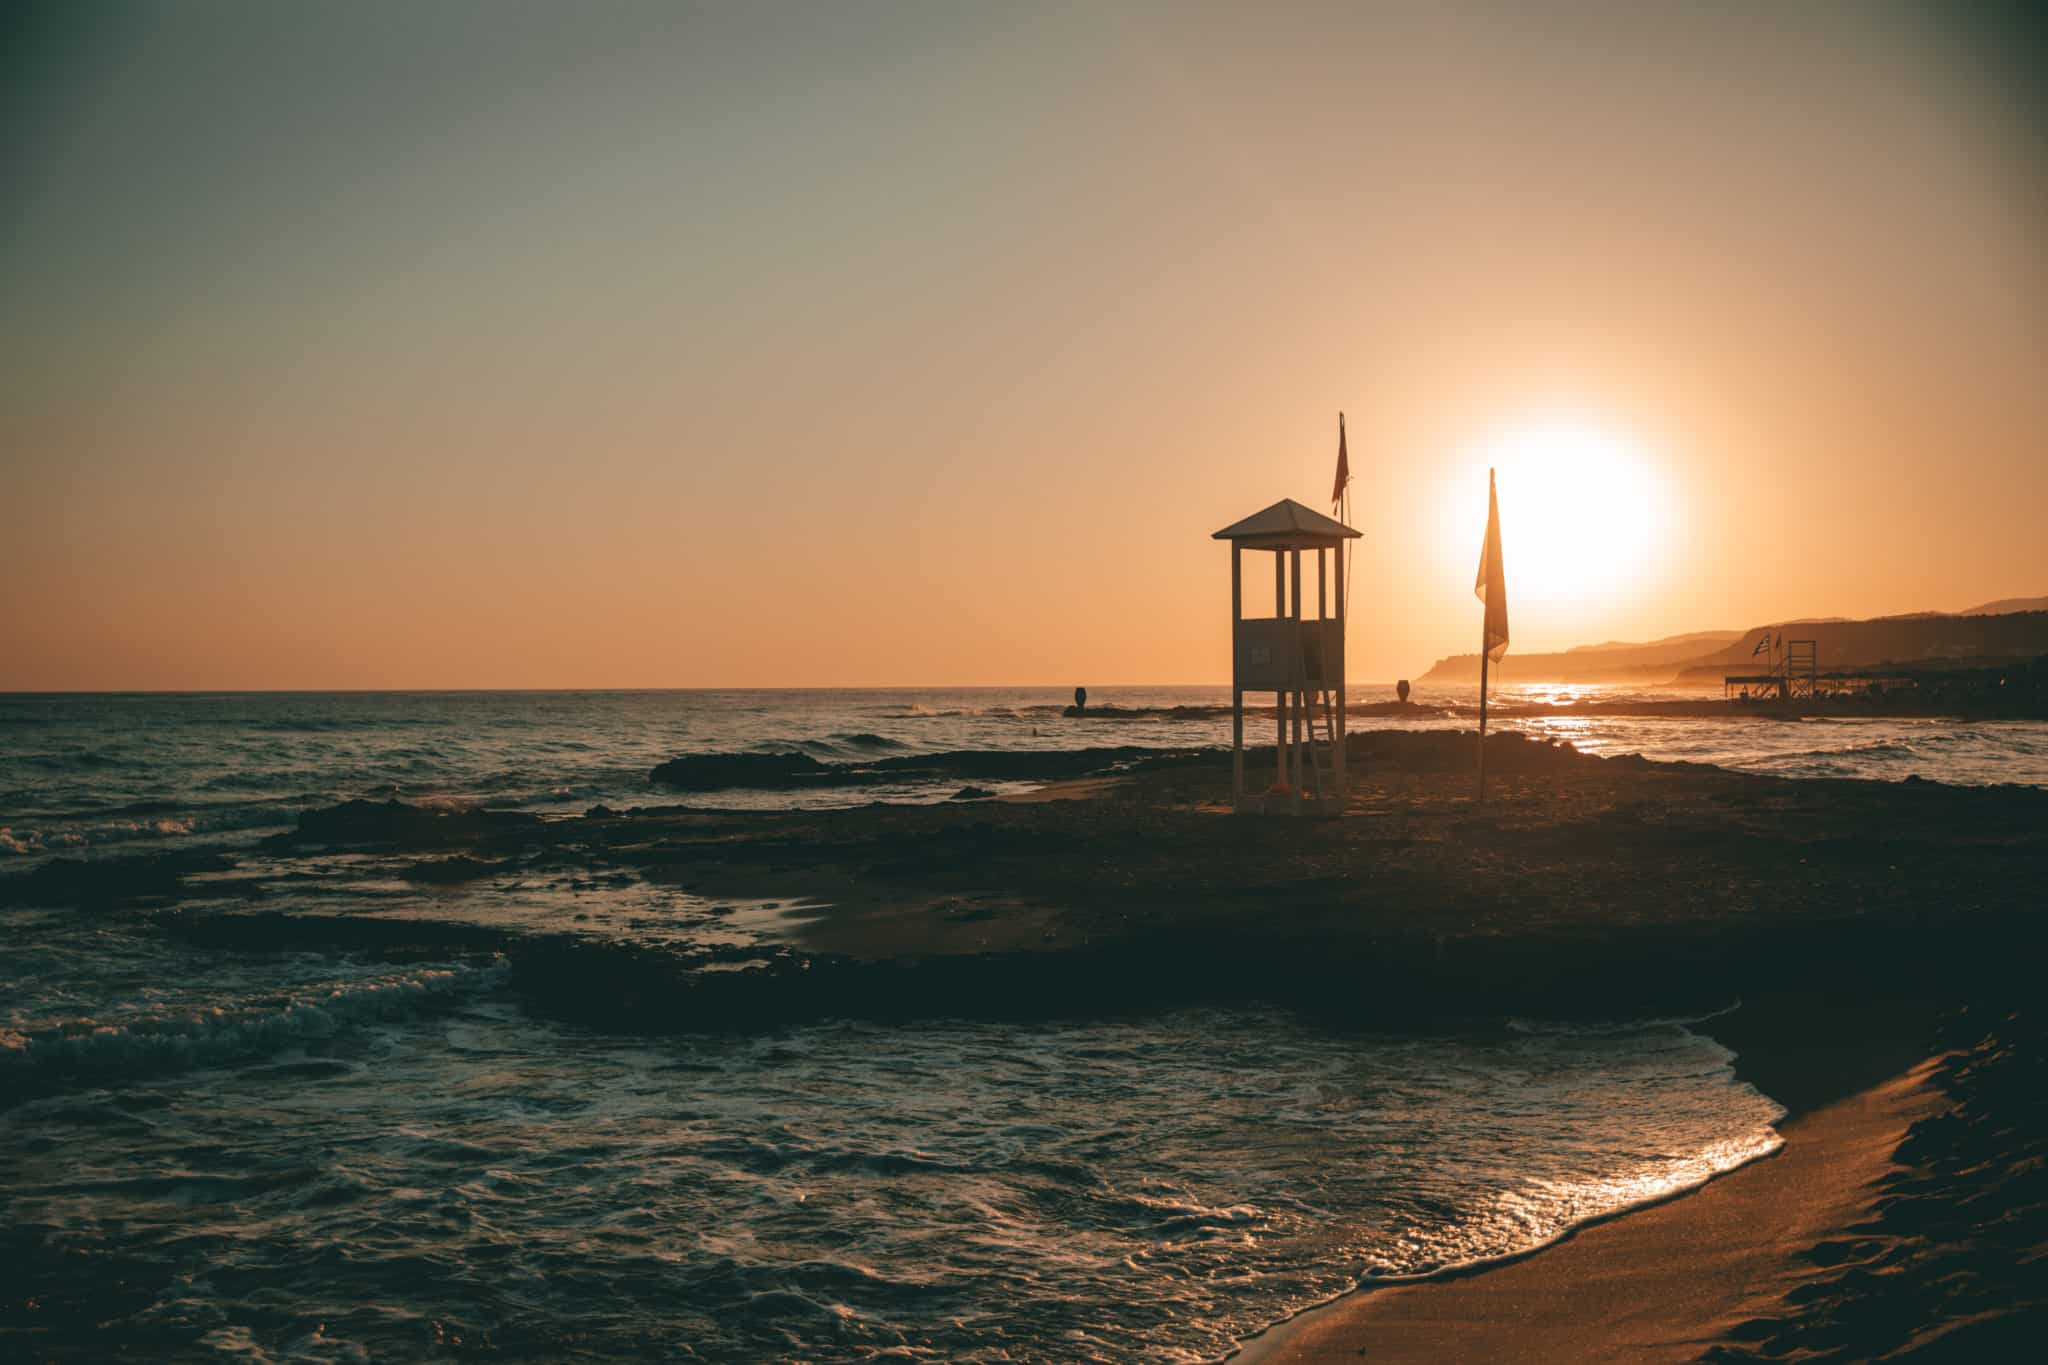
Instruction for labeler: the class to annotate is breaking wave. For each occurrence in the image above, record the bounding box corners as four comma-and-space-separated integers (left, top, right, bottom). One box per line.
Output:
0, 801, 302, 856
0, 961, 507, 1097
885, 702, 1065, 720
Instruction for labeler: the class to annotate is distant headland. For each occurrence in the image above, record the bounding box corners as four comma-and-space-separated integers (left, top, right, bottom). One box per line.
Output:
1418, 597, 2048, 686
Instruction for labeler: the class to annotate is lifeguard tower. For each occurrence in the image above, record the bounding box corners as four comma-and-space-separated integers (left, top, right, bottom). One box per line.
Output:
1213, 499, 1360, 814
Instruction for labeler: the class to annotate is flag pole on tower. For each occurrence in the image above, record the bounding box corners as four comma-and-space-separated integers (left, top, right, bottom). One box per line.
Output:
1332, 412, 1352, 619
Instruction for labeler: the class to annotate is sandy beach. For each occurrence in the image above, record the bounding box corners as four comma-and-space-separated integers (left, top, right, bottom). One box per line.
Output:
1244, 995, 2048, 1362
1238, 991, 1952, 1362
1241, 1064, 1946, 1362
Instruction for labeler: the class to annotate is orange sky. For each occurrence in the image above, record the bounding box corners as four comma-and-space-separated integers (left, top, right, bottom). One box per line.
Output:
3, 1, 2043, 690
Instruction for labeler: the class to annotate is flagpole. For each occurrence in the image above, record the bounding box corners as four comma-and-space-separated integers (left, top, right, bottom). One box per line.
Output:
1476, 465, 1494, 802
1478, 620, 1489, 802
1339, 483, 1351, 617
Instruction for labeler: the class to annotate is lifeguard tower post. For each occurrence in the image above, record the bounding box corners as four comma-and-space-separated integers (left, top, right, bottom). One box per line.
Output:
1213, 499, 1361, 815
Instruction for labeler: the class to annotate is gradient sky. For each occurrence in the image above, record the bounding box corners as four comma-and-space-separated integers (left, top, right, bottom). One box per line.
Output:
4, 1, 2043, 690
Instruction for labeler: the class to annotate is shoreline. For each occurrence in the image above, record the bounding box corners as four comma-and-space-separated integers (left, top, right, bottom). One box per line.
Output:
1235, 1058, 1946, 1363
1233, 993, 1950, 1363
1065, 695, 2048, 722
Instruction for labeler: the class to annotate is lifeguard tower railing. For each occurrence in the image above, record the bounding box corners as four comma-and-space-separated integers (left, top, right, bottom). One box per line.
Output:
1232, 618, 1341, 692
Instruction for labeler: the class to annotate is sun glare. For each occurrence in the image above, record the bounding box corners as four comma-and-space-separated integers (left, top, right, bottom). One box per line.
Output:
1449, 414, 1672, 615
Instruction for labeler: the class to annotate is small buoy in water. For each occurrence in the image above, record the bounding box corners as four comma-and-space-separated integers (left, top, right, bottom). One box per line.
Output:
1397, 679, 1411, 703
1074, 685, 1087, 711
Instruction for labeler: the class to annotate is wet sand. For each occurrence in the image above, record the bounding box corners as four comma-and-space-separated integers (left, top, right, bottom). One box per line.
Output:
1238, 997, 2048, 1362
1240, 1063, 1946, 1363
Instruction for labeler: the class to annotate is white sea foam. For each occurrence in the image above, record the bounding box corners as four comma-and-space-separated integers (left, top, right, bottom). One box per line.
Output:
0, 804, 297, 856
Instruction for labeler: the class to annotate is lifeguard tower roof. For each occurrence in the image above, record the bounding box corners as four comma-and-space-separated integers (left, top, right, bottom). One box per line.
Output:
1211, 498, 1361, 549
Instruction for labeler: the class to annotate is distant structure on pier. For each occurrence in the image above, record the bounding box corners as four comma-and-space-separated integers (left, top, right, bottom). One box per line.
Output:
1726, 635, 1818, 700
1213, 499, 1360, 815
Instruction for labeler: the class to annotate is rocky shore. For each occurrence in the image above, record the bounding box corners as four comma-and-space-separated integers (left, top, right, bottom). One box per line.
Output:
50, 729, 2035, 1035
1058, 675, 2048, 722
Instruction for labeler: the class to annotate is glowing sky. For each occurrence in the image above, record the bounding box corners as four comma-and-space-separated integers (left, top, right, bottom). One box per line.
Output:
4, 1, 2042, 689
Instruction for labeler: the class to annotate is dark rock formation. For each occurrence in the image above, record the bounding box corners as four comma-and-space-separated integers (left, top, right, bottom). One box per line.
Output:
269, 799, 540, 850
648, 751, 835, 790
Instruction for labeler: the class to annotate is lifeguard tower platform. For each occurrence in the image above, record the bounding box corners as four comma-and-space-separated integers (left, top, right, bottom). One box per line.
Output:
1213, 499, 1360, 815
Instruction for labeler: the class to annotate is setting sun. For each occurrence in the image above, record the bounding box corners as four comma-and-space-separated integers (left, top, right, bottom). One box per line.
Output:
1445, 415, 1675, 618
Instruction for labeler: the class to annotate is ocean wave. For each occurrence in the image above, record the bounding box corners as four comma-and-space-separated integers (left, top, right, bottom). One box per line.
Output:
0, 818, 205, 856
106, 798, 187, 816
831, 731, 910, 751
648, 744, 1210, 792
1505, 1001, 1744, 1036
1105, 1189, 1263, 1240
1812, 737, 1922, 756
0, 802, 303, 856
243, 710, 441, 732
1254, 1122, 1785, 1329
0, 961, 507, 1096
409, 793, 484, 813
1743, 738, 1930, 770
883, 703, 1064, 720
761, 733, 917, 763
0, 826, 85, 856
19, 750, 123, 772
266, 798, 542, 850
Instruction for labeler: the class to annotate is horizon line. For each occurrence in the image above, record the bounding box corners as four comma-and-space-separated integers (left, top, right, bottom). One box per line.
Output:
0, 681, 1447, 698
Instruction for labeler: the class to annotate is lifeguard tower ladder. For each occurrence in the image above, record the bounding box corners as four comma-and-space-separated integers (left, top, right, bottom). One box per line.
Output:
1213, 499, 1361, 815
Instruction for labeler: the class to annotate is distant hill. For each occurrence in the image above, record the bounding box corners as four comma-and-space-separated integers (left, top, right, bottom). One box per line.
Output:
1565, 630, 1742, 656
1418, 603, 2048, 686
1670, 610, 2048, 682
1417, 630, 1741, 684
1963, 596, 2048, 616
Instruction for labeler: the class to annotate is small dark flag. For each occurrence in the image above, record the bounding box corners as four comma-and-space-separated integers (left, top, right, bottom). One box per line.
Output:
1753, 634, 1772, 657
1331, 412, 1350, 511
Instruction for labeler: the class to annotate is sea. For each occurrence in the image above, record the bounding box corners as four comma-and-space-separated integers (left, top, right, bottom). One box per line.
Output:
4, 686, 2044, 1361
